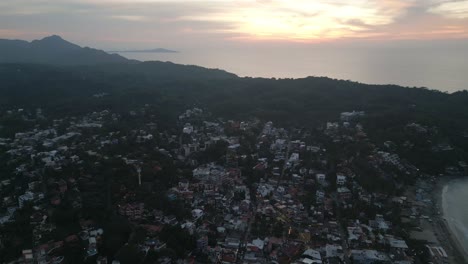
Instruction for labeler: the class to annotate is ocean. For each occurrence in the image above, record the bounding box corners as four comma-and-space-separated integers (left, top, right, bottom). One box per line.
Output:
116, 41, 468, 93
442, 178, 468, 258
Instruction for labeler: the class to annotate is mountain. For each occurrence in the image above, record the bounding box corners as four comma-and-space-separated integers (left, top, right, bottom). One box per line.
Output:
0, 35, 133, 65
0, 36, 467, 140
110, 48, 178, 53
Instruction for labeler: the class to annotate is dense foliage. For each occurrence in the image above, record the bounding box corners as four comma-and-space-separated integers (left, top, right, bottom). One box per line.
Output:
1, 62, 468, 173
1, 62, 468, 128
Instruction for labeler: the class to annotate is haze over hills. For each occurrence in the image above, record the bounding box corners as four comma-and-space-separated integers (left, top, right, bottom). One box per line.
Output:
0, 35, 237, 79
0, 35, 133, 65
109, 48, 178, 53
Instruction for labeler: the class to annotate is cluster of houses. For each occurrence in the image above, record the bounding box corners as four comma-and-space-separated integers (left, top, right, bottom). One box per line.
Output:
0, 106, 459, 264
0, 109, 116, 263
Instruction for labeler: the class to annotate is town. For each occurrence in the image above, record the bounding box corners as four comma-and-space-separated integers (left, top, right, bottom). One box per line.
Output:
0, 105, 465, 264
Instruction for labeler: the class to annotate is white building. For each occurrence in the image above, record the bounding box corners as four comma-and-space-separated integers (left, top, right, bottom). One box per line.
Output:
340, 111, 365, 121
18, 191, 44, 208
325, 244, 343, 260
350, 250, 389, 264
192, 209, 204, 219
316, 190, 325, 203
289, 153, 300, 163
183, 123, 194, 134
316, 174, 326, 184
336, 175, 347, 186
297, 249, 322, 264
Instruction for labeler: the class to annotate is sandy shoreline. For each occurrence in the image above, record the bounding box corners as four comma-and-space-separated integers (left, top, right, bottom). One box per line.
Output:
435, 177, 468, 264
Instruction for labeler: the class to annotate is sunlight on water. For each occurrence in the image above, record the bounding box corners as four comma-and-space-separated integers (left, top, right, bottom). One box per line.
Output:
118, 45, 468, 93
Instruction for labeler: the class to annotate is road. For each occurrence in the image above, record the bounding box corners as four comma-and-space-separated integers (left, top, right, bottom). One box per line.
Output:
237, 206, 257, 263
332, 193, 351, 264
277, 133, 291, 188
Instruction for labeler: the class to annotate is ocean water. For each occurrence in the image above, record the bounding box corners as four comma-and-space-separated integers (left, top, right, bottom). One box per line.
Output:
117, 41, 468, 93
442, 179, 468, 257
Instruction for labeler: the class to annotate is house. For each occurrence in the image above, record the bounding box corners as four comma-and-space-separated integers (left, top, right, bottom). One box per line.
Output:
316, 174, 326, 185
295, 258, 322, 264
388, 238, 408, 249
192, 209, 204, 220
118, 203, 144, 220
337, 187, 351, 200
247, 238, 265, 252
370, 215, 391, 232
18, 191, 44, 208
178, 180, 190, 191
192, 165, 212, 178
302, 249, 322, 262
164, 215, 178, 225
325, 244, 343, 260
336, 175, 346, 186
181, 221, 195, 235
22, 249, 34, 263
197, 236, 208, 250
257, 184, 274, 197
221, 249, 237, 263
183, 123, 194, 134
289, 153, 300, 163
193, 164, 225, 183
87, 238, 98, 257
316, 190, 325, 204
350, 250, 390, 264
426, 245, 448, 262
182, 143, 199, 156
325, 122, 339, 134
270, 139, 285, 151
340, 111, 365, 121
224, 238, 241, 249
347, 226, 364, 247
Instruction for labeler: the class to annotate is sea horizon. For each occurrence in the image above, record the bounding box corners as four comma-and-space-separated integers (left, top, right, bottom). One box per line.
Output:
115, 43, 468, 93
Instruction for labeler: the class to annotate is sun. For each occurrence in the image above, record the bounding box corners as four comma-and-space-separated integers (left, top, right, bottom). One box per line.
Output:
199, 0, 410, 41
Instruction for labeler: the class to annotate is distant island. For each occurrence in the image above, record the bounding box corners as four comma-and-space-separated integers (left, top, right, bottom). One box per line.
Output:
109, 48, 178, 53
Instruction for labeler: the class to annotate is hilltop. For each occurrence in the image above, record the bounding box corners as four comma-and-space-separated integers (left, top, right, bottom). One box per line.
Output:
0, 35, 132, 65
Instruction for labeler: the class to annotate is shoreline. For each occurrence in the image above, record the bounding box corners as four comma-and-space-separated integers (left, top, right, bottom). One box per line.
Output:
434, 176, 468, 264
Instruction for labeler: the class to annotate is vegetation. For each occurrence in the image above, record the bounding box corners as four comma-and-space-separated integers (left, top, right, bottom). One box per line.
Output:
1, 62, 468, 174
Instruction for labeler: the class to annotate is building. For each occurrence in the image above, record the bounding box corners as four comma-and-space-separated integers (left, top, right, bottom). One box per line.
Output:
336, 175, 346, 186
340, 111, 365, 121
337, 187, 351, 200
18, 191, 44, 208
316, 174, 326, 185
350, 250, 390, 264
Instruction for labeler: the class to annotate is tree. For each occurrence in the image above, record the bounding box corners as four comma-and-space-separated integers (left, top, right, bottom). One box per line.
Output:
272, 222, 284, 238
115, 244, 143, 264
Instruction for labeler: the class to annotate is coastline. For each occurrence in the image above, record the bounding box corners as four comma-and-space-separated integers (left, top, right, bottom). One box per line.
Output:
435, 177, 468, 264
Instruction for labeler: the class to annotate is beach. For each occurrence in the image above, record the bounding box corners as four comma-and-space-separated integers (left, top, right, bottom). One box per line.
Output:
439, 178, 468, 263
409, 177, 468, 264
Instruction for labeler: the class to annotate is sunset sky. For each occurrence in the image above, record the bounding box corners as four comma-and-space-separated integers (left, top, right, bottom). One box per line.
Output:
1, 0, 468, 48
1, 0, 468, 91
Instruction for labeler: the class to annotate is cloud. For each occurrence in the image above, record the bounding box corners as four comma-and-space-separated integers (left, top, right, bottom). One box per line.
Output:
109, 15, 149, 21
174, 0, 417, 40
428, 1, 468, 19
0, 0, 467, 43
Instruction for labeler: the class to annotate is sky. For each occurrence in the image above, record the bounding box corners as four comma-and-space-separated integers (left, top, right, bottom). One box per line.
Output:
1, 0, 468, 48
1, 0, 468, 91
